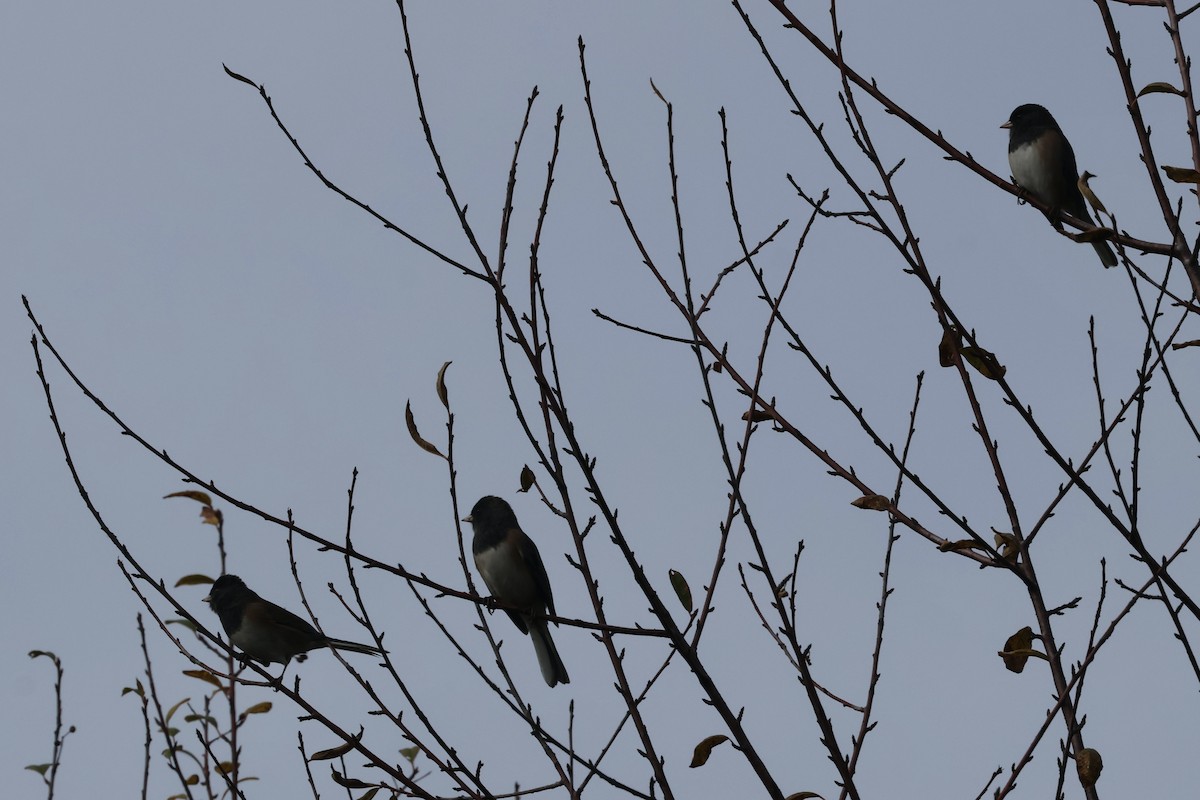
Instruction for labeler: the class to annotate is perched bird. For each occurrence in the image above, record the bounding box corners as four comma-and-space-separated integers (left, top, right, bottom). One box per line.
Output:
204, 574, 385, 669
464, 496, 570, 687
1002, 103, 1118, 267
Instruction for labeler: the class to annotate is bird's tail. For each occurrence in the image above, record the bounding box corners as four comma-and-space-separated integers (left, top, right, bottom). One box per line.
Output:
326, 638, 386, 658
1092, 239, 1118, 268
529, 619, 570, 687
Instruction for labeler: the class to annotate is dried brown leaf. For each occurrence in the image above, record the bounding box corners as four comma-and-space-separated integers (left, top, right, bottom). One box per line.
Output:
689, 734, 729, 768
164, 491, 214, 506
850, 494, 890, 511
960, 346, 1006, 380
1163, 165, 1200, 184
436, 361, 452, 409
518, 465, 536, 493
405, 401, 445, 459
1076, 747, 1103, 788
938, 327, 960, 368
1077, 171, 1108, 216
1136, 81, 1184, 97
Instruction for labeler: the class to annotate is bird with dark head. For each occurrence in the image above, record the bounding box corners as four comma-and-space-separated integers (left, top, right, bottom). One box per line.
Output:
204, 574, 385, 670
464, 495, 570, 687
1002, 103, 1118, 268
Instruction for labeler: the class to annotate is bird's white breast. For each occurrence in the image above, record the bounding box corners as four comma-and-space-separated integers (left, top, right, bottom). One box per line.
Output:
1008, 141, 1053, 201
475, 544, 539, 608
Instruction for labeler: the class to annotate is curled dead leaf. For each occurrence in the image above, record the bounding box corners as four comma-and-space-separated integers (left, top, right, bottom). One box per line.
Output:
1163, 165, 1200, 184
689, 734, 729, 768
960, 346, 1006, 380
1077, 171, 1108, 216
850, 494, 890, 511
999, 626, 1048, 673
330, 769, 372, 789
436, 361, 452, 409
938, 327, 961, 368
938, 539, 982, 553
405, 401, 445, 459
993, 529, 1019, 561
164, 491, 214, 506
649, 77, 667, 104
310, 729, 364, 761
223, 64, 258, 88
1136, 81, 1184, 98
1076, 747, 1103, 788
518, 465, 536, 493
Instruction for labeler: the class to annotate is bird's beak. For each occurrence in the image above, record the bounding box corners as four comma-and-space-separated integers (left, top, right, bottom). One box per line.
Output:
461, 514, 474, 524
1000, 120, 1012, 129
202, 592, 213, 603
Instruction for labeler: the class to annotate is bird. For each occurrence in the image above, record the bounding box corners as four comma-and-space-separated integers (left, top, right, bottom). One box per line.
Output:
203, 574, 385, 669
464, 495, 570, 687
1002, 103, 1118, 267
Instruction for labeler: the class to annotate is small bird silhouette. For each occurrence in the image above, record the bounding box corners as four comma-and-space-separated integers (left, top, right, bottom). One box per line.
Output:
1002, 103, 1117, 267
204, 574, 384, 669
465, 496, 569, 687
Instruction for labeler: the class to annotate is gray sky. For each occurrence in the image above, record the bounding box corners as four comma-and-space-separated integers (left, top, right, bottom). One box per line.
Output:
4, 2, 1197, 798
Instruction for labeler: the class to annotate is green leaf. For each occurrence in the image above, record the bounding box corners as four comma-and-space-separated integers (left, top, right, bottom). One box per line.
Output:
310, 729, 364, 761
668, 569, 693, 612
1136, 81, 1184, 97
164, 697, 190, 724
331, 769, 372, 789
183, 714, 218, 726
25, 764, 51, 776
182, 670, 221, 688
239, 701, 273, 719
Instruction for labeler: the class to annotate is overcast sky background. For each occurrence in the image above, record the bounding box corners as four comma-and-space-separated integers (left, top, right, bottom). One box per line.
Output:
4, 2, 1199, 798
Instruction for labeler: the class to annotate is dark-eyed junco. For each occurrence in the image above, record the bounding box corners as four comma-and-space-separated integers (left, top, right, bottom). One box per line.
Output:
464, 496, 570, 687
1002, 103, 1118, 268
204, 574, 385, 669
